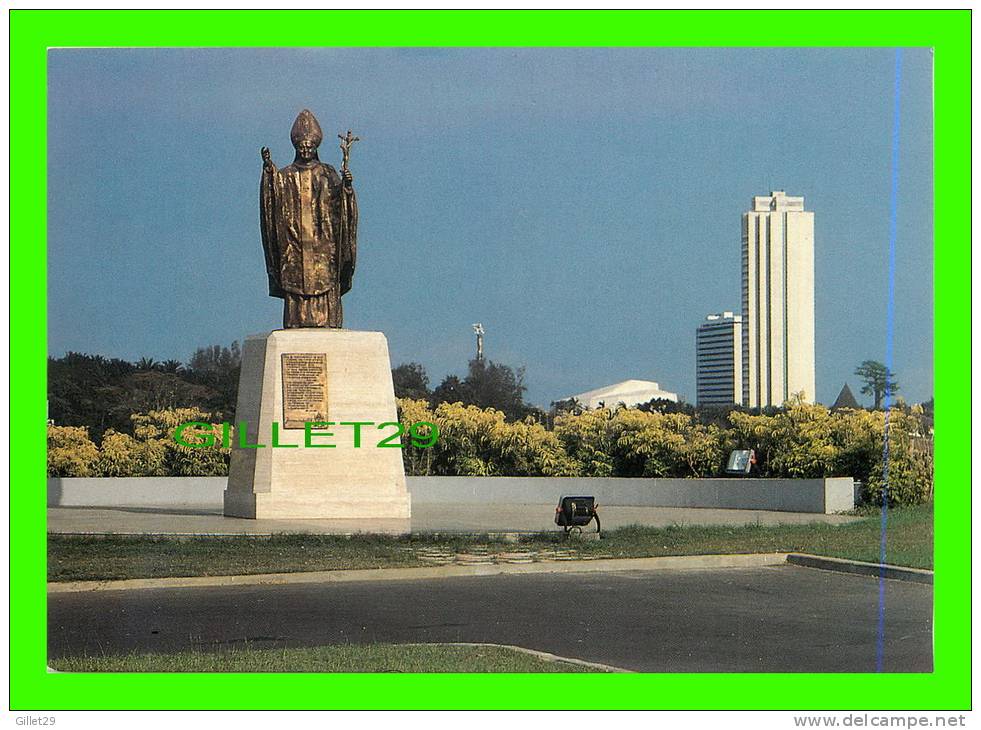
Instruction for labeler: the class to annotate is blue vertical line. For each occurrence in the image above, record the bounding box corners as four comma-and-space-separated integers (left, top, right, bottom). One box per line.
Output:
877, 47, 902, 673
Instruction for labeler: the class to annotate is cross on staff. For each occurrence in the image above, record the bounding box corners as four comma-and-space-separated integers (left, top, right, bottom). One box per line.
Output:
338, 129, 360, 174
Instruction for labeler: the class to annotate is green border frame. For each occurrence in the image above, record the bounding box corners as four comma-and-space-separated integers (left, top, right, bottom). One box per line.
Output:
11, 9, 970, 710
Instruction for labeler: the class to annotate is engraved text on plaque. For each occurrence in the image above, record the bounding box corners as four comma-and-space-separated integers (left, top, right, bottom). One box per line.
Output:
281, 353, 329, 428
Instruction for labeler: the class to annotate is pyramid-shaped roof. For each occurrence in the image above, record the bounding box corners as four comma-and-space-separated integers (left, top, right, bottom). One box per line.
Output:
832, 383, 860, 410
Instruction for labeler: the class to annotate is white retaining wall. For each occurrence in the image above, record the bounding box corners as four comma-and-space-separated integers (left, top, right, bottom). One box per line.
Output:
47, 476, 855, 514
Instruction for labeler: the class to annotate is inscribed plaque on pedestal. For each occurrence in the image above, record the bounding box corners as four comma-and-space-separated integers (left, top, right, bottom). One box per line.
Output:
281, 353, 329, 428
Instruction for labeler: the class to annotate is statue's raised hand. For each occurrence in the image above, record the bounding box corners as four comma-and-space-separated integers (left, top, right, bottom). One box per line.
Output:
342, 168, 354, 189
261, 146, 273, 170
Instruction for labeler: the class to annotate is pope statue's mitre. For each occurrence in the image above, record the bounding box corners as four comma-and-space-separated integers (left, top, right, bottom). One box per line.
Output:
290, 109, 323, 148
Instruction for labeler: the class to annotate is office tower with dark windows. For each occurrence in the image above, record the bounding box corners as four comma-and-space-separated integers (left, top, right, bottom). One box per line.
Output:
696, 312, 743, 407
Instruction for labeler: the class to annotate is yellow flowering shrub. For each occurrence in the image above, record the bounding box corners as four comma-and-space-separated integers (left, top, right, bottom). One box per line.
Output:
47, 425, 99, 477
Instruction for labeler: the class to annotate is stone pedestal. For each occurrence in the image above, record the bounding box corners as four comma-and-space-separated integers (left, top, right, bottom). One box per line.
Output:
223, 329, 411, 522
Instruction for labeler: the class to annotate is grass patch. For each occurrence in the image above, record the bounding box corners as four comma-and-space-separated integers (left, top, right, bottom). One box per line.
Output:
49, 531, 425, 582
48, 503, 932, 582
48, 642, 605, 673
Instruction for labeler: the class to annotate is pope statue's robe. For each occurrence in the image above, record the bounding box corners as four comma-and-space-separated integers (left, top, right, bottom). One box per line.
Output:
259, 159, 357, 328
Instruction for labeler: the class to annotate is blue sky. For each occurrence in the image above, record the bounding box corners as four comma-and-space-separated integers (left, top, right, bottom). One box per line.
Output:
47, 47, 933, 407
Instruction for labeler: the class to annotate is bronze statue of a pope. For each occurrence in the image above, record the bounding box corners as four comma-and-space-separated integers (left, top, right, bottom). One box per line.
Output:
259, 109, 358, 328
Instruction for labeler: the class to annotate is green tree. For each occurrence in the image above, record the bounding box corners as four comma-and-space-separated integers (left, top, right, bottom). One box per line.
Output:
96, 429, 167, 477
392, 362, 431, 401
765, 396, 836, 478
607, 408, 723, 478
107, 371, 219, 430
396, 398, 438, 476
420, 401, 576, 477
830, 407, 932, 506
431, 374, 466, 406
47, 352, 120, 439
183, 341, 242, 419
461, 359, 529, 421
855, 360, 899, 409
554, 408, 615, 476
550, 397, 584, 416
430, 359, 531, 421
638, 397, 695, 416
158, 359, 185, 374
130, 408, 230, 476
187, 342, 241, 373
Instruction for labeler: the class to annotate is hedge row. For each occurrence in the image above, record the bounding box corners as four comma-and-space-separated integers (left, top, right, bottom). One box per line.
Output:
47, 400, 933, 506
397, 399, 933, 505
47, 408, 229, 479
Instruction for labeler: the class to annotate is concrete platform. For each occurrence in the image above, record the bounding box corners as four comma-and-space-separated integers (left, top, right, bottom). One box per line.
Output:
47, 503, 860, 536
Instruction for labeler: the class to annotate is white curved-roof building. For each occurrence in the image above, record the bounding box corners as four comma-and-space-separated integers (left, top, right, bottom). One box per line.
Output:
565, 379, 679, 410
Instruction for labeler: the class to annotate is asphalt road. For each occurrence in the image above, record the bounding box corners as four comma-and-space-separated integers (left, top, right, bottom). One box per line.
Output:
48, 565, 933, 672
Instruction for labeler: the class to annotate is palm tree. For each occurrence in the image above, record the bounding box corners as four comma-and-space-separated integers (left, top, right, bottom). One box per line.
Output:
550, 397, 585, 416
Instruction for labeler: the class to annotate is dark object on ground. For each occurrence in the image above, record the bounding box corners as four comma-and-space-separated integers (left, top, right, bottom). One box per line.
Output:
555, 496, 601, 537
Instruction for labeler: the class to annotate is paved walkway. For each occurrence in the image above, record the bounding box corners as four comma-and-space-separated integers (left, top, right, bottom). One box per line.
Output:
48, 565, 933, 672
48, 503, 859, 535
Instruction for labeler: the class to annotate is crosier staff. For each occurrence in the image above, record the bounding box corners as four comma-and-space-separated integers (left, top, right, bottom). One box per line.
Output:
338, 129, 360, 178
337, 129, 360, 294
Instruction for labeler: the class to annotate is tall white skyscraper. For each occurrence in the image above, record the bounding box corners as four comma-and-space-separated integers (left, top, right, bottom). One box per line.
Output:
741, 191, 815, 408
696, 312, 743, 407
